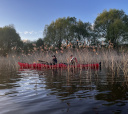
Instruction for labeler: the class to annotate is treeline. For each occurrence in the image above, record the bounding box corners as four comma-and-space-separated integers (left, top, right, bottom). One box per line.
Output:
44, 9, 128, 48
0, 25, 44, 56
0, 9, 128, 56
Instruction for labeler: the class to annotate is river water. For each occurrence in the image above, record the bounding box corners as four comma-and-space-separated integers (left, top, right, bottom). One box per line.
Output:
0, 67, 128, 114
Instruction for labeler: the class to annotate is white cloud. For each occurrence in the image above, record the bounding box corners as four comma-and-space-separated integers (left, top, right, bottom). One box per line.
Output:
24, 31, 34, 34
29, 31, 34, 34
20, 31, 42, 35
24, 31, 28, 34
19, 30, 43, 41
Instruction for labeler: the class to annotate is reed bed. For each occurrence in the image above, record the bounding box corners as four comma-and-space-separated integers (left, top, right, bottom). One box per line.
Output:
0, 48, 128, 76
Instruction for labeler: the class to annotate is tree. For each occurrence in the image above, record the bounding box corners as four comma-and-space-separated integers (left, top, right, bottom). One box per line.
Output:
43, 22, 57, 47
43, 17, 75, 48
22, 41, 34, 54
0, 25, 23, 55
36, 38, 44, 48
43, 17, 91, 48
74, 20, 89, 41
94, 9, 128, 47
63, 17, 77, 45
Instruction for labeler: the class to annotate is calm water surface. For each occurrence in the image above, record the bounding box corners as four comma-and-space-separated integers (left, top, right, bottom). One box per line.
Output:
0, 67, 128, 114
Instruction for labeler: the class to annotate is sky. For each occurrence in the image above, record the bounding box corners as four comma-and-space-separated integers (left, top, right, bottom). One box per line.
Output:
0, 0, 128, 41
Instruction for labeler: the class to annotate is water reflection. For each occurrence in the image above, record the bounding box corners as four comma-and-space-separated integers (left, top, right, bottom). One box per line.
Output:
0, 67, 128, 113
0, 69, 21, 89
40, 68, 99, 100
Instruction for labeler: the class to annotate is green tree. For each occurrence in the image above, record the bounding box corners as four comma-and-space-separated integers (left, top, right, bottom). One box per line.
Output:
44, 17, 70, 48
75, 20, 90, 41
94, 9, 128, 47
43, 22, 56, 47
43, 17, 91, 48
64, 17, 77, 45
22, 41, 34, 54
0, 25, 23, 55
36, 38, 44, 48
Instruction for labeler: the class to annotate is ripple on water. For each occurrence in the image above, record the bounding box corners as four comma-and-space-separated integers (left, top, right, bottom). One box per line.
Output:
0, 67, 128, 114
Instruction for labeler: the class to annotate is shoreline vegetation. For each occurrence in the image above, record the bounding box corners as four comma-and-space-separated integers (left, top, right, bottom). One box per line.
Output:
0, 9, 128, 76
0, 9, 128, 56
1, 46, 128, 77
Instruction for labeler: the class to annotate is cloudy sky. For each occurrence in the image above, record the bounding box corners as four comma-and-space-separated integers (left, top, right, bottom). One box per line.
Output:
0, 0, 128, 41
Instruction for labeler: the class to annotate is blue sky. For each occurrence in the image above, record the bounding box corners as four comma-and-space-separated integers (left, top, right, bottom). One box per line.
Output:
0, 0, 128, 41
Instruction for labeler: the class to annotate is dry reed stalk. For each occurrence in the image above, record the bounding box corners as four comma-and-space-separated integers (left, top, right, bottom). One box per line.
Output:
0, 48, 128, 77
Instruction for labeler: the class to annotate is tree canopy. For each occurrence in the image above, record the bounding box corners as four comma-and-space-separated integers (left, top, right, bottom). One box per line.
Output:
43, 17, 91, 48
0, 25, 23, 55
94, 9, 128, 46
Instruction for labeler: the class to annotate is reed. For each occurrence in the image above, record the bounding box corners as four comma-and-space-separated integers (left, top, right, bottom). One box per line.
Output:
0, 47, 128, 77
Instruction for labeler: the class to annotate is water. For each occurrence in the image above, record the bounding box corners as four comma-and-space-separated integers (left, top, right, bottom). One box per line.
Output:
0, 67, 128, 114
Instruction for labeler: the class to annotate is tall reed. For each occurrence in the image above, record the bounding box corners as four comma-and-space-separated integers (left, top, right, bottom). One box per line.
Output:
0, 47, 128, 77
